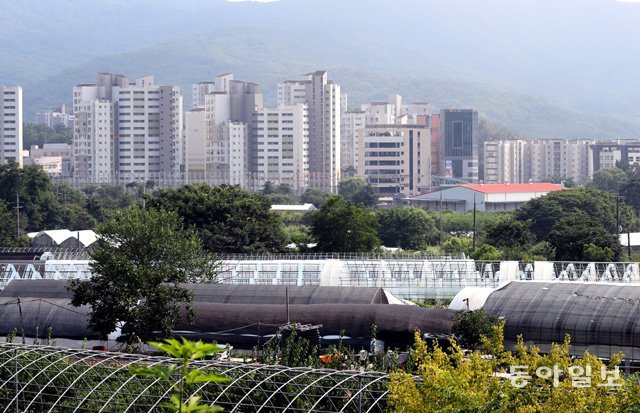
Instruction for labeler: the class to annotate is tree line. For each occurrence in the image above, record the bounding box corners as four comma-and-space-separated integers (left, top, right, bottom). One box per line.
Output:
0, 162, 635, 263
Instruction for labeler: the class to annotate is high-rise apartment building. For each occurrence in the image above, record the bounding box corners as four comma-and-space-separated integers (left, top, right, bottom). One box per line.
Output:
483, 139, 528, 184
278, 71, 341, 192
357, 124, 431, 196
191, 81, 215, 109
0, 86, 23, 166
340, 109, 366, 172
440, 109, 479, 181
36, 105, 74, 129
251, 105, 309, 193
483, 138, 594, 185
527, 139, 592, 185
73, 73, 184, 184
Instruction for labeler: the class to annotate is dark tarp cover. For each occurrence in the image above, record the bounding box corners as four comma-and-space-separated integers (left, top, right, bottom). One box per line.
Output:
172, 303, 455, 347
1, 280, 390, 305
0, 297, 95, 339
483, 281, 640, 359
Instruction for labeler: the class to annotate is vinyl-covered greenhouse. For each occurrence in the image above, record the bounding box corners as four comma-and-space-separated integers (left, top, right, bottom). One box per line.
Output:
0, 343, 392, 412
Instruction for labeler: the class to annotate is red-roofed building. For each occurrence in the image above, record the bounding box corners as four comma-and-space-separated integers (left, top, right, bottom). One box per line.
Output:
405, 182, 567, 212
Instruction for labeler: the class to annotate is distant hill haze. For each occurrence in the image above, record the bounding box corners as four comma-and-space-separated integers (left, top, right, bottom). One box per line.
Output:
4, 0, 640, 138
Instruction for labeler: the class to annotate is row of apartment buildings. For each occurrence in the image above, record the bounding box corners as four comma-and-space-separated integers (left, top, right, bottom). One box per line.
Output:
1, 73, 479, 195
6, 74, 640, 195
483, 138, 640, 185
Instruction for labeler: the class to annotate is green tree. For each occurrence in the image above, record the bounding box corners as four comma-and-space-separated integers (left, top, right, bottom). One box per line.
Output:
0, 162, 66, 231
547, 212, 622, 261
310, 195, 380, 252
68, 206, 217, 343
300, 188, 329, 207
620, 167, 640, 214
516, 188, 638, 241
82, 184, 139, 222
442, 236, 472, 256
470, 244, 503, 261
0, 200, 28, 246
149, 184, 287, 253
338, 177, 377, 207
282, 225, 314, 251
588, 168, 628, 193
483, 216, 535, 250
376, 207, 439, 249
23, 123, 72, 149
451, 309, 499, 350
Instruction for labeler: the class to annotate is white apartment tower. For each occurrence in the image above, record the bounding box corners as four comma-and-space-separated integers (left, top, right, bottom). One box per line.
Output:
251, 104, 309, 193
192, 82, 215, 109
482, 138, 594, 185
0, 86, 23, 166
73, 73, 184, 184
483, 139, 527, 184
278, 71, 341, 192
340, 109, 366, 172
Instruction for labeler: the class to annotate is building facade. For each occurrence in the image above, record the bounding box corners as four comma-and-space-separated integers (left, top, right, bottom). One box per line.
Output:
27, 143, 73, 177
406, 183, 566, 212
72, 73, 184, 184
357, 124, 431, 196
483, 138, 593, 185
483, 139, 528, 184
340, 109, 366, 172
589, 140, 640, 174
278, 71, 341, 192
0, 86, 23, 166
251, 105, 309, 193
440, 109, 478, 181
36, 105, 74, 129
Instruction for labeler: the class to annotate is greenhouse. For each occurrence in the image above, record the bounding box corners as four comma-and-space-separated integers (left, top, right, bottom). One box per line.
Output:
481, 281, 640, 363
0, 343, 391, 412
0, 280, 455, 350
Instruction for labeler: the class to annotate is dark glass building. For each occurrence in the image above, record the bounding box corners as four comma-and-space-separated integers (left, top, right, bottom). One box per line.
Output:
440, 109, 478, 180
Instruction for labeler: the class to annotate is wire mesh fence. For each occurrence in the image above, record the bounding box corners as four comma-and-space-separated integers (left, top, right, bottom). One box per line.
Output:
0, 343, 391, 412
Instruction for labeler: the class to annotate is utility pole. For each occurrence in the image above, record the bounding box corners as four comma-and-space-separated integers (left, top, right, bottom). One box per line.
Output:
15, 193, 21, 239
439, 189, 444, 255
472, 193, 477, 252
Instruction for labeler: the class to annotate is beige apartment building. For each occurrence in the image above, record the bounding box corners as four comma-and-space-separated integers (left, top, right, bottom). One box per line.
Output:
357, 124, 431, 196
483, 138, 593, 185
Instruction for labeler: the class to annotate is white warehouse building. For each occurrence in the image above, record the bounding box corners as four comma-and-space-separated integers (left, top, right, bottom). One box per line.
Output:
405, 182, 566, 212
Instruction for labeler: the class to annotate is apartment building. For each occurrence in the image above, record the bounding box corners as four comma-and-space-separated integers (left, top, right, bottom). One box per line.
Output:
27, 143, 73, 177
483, 139, 528, 184
278, 71, 341, 192
357, 124, 431, 196
589, 140, 640, 173
251, 105, 309, 193
483, 138, 594, 185
73, 73, 184, 183
191, 81, 215, 108
36, 105, 74, 129
0, 86, 23, 166
340, 109, 366, 172
527, 139, 592, 185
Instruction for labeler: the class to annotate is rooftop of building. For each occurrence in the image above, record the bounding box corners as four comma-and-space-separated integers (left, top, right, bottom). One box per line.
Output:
462, 182, 567, 194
